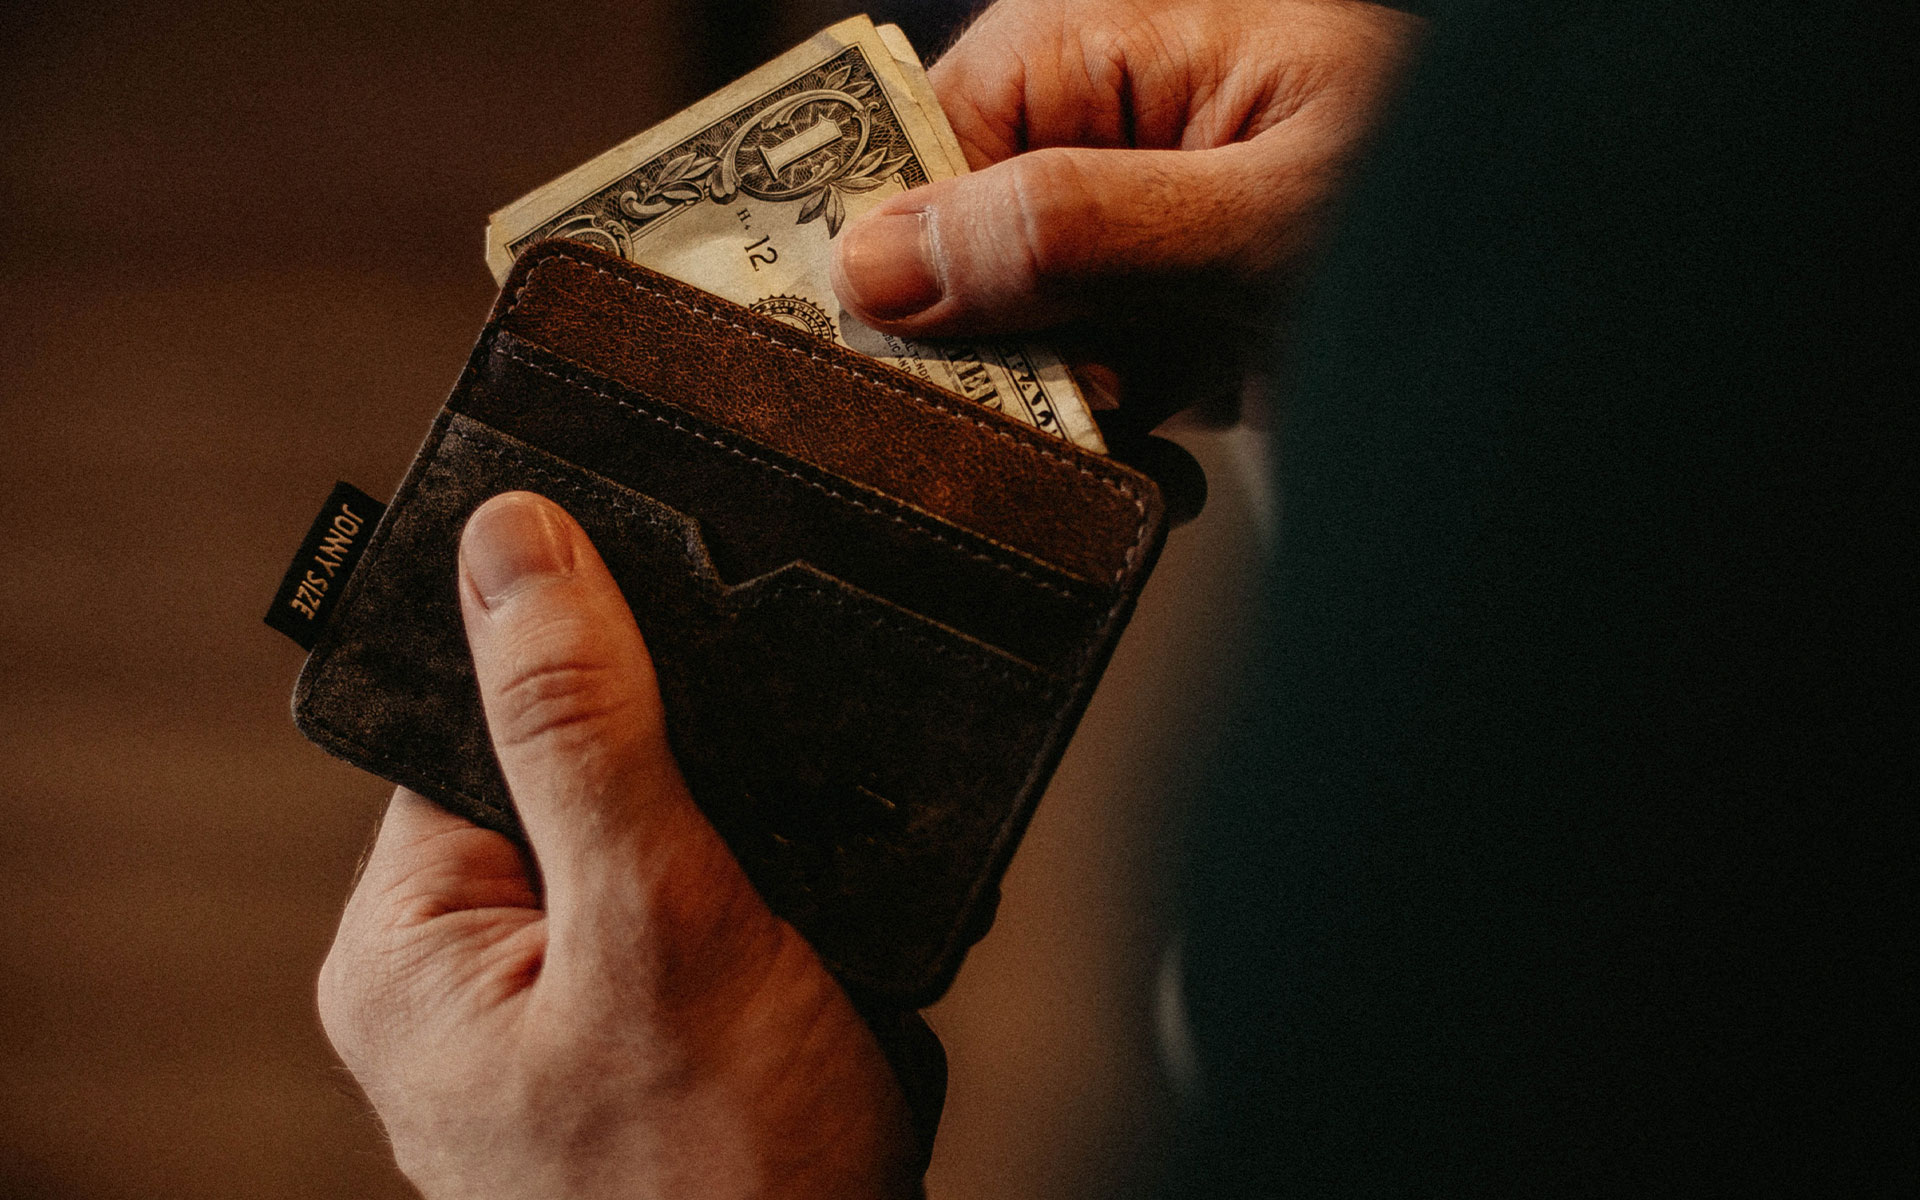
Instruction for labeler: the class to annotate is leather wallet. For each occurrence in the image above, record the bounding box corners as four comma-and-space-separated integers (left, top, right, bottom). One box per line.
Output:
292, 240, 1167, 1005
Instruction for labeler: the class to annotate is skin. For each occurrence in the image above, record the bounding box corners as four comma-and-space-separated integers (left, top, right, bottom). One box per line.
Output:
832, 0, 1421, 421
319, 493, 919, 1199
318, 3, 1420, 1194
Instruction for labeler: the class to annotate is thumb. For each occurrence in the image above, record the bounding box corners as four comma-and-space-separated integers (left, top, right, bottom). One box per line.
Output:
457, 491, 769, 986
831, 138, 1323, 338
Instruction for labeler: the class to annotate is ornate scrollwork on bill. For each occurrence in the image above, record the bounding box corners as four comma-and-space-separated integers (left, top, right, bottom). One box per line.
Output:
510, 51, 925, 260
485, 17, 1105, 452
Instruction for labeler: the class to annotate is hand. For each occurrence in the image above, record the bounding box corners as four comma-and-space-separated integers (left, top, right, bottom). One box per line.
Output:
832, 0, 1421, 423
318, 492, 919, 1199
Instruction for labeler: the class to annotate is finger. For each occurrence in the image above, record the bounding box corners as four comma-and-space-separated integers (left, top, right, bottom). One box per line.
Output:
1055, 313, 1261, 428
830, 137, 1327, 337
457, 491, 745, 974
925, 0, 1205, 168
1069, 359, 1124, 411
320, 787, 541, 1059
924, 0, 1101, 170
349, 786, 540, 920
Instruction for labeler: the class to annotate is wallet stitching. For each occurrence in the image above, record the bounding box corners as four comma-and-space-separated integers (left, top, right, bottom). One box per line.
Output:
504, 250, 1153, 580
303, 427, 1057, 841
496, 345, 1100, 603
300, 249, 1163, 999
444, 424, 1061, 692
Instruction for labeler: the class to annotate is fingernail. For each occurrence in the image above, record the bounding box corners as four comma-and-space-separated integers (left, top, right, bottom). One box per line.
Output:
837, 210, 942, 320
463, 492, 573, 609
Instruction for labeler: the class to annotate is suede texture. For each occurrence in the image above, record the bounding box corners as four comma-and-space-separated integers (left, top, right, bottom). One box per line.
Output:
294, 241, 1168, 1005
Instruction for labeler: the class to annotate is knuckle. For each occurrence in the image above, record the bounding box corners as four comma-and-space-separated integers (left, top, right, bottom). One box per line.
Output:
1000, 150, 1097, 284
315, 948, 351, 1037
317, 918, 440, 1063
316, 933, 380, 1053
487, 619, 646, 755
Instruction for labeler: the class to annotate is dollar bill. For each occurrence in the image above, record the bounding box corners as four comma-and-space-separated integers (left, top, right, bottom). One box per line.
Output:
486, 16, 1106, 453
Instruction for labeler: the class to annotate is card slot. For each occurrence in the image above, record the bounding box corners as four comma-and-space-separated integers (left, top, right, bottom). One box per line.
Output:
457, 333, 1111, 675
299, 414, 1072, 998
661, 567, 1065, 998
492, 243, 1162, 588
439, 415, 1055, 680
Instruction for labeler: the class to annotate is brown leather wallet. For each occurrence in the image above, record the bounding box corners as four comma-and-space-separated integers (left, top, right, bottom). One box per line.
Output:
292, 239, 1167, 1005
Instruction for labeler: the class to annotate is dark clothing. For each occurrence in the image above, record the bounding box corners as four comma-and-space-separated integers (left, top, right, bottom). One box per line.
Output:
1172, 0, 1915, 1193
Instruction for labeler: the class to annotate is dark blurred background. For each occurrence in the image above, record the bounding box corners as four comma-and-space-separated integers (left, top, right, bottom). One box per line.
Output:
0, 2, 1269, 1194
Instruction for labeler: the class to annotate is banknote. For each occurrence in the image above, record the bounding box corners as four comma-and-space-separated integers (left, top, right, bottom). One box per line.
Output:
486, 16, 1106, 453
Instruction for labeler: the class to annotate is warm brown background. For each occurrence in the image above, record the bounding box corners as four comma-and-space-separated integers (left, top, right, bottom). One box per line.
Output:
0, 2, 1266, 1195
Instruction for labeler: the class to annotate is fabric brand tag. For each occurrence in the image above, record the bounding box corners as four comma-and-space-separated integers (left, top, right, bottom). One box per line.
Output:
265, 481, 386, 650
